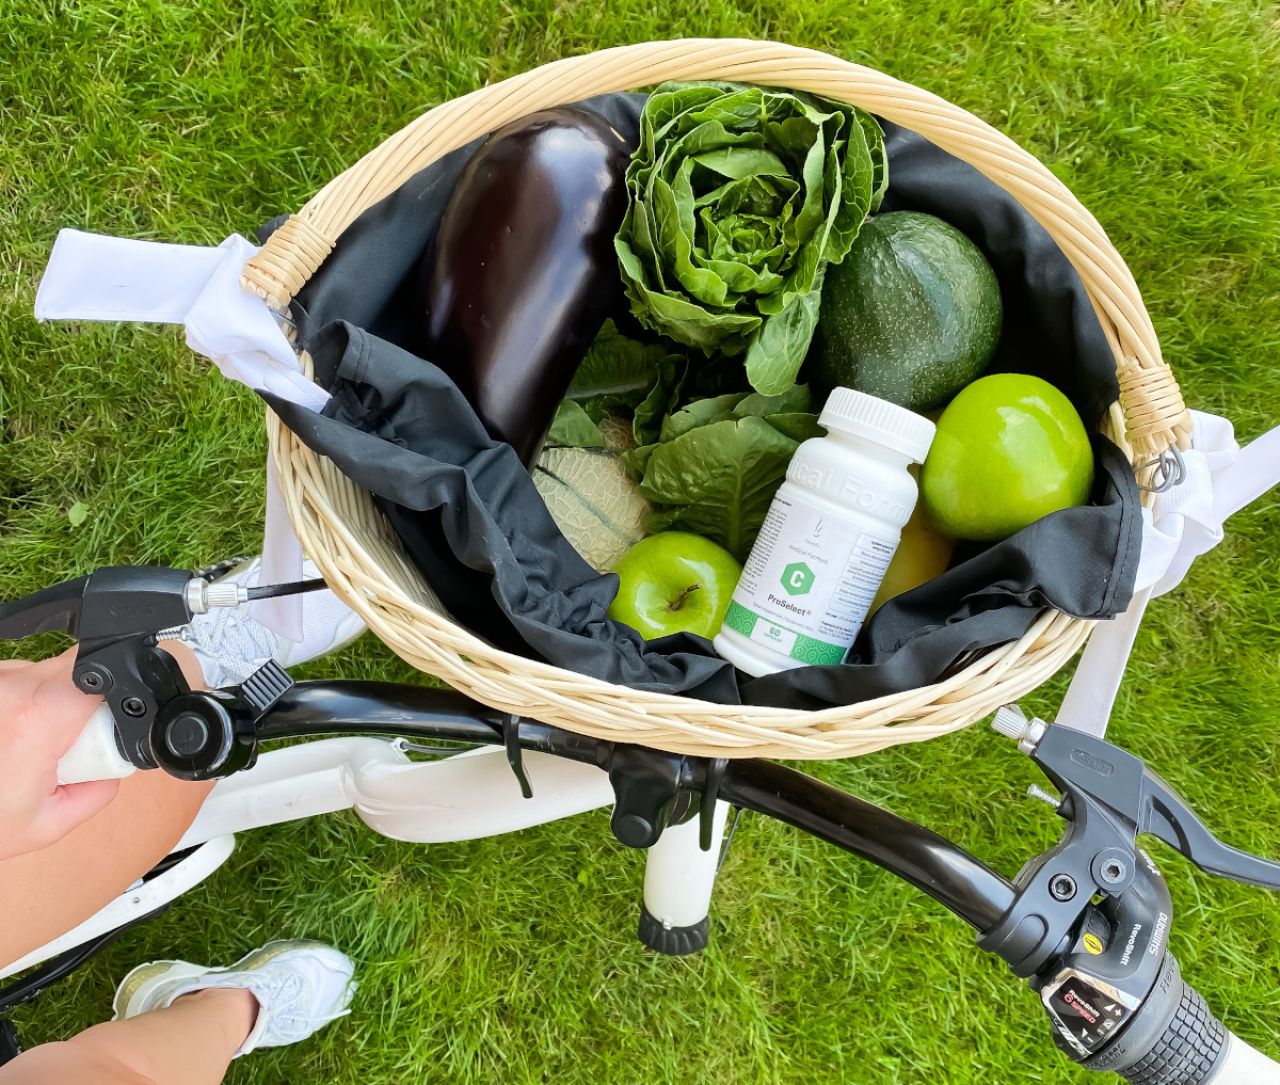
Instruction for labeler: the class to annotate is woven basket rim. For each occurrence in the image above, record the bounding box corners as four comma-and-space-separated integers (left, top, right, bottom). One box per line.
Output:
245, 38, 1190, 759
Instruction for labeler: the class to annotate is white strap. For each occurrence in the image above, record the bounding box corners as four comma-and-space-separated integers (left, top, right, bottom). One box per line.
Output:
1218, 424, 1280, 520
1057, 411, 1280, 736
35, 229, 330, 641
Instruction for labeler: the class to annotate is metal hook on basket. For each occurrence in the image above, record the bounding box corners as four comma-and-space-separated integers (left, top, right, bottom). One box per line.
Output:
1135, 445, 1186, 493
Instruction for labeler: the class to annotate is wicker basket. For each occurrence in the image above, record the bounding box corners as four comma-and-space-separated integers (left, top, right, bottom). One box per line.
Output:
241, 38, 1190, 761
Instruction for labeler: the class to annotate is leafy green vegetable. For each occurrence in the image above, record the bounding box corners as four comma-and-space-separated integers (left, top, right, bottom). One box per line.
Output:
656, 393, 746, 441
564, 321, 670, 416
631, 361, 685, 445
615, 82, 887, 397
546, 400, 608, 449
622, 388, 822, 561
552, 321, 688, 448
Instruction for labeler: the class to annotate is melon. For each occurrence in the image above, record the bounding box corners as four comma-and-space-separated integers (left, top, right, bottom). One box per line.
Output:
534, 447, 651, 571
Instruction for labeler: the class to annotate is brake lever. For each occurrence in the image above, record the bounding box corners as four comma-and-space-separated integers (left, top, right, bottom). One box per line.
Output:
978, 705, 1280, 978
0, 575, 91, 639
0, 566, 292, 779
1137, 766, 1280, 889
980, 708, 1280, 1069
1008, 708, 1280, 891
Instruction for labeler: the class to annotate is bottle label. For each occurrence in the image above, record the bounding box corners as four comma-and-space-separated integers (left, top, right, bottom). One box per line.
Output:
723, 497, 897, 666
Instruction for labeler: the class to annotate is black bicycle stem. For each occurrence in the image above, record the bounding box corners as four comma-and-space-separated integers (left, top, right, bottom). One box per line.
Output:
256, 680, 1017, 931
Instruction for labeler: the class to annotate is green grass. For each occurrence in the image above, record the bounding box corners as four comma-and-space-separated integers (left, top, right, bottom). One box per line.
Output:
2, 1, 1279, 1081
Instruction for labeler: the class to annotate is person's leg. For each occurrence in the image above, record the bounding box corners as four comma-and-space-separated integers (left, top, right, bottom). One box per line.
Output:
0, 643, 212, 970
0, 939, 355, 1085
0, 770, 213, 970
0, 988, 255, 1085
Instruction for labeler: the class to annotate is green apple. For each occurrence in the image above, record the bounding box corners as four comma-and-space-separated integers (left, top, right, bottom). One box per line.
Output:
921, 373, 1094, 542
609, 532, 742, 640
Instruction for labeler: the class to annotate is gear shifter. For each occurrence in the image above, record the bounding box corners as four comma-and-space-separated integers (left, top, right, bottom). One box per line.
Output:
981, 704, 1280, 1070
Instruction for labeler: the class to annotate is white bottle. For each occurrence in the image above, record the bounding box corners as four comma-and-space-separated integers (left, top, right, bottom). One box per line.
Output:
713, 388, 936, 677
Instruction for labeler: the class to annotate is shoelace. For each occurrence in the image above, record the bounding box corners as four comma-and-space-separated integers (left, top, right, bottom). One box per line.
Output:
250, 969, 351, 1046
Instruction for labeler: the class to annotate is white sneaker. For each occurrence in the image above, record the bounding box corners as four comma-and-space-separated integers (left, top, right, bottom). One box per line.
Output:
112, 939, 356, 1057
174, 556, 366, 688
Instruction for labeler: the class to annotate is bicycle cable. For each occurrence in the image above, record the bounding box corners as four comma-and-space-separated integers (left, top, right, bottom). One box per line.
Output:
244, 578, 329, 601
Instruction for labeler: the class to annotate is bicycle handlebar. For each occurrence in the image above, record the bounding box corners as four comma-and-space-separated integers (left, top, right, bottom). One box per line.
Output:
1215, 1033, 1280, 1084
43, 674, 1280, 1083
1075, 953, 1276, 1084
58, 704, 135, 784
258, 680, 1019, 931
245, 680, 1280, 1082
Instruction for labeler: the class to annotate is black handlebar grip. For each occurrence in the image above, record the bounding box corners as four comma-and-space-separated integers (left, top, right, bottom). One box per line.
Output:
1083, 955, 1229, 1084
1119, 980, 1227, 1085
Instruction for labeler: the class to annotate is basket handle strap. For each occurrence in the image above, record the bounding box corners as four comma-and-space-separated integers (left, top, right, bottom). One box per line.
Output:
241, 37, 1191, 463
35, 228, 326, 642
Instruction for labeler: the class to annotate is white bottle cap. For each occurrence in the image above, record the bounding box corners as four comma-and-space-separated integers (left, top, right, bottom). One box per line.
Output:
818, 387, 936, 463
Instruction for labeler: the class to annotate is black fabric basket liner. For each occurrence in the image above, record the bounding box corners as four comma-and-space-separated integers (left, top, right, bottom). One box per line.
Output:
262, 92, 1141, 712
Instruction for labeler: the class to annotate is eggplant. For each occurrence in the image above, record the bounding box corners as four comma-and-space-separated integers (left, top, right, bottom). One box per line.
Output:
419, 107, 633, 466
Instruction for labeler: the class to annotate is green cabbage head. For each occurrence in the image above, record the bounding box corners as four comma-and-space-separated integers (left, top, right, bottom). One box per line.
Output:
615, 82, 887, 396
